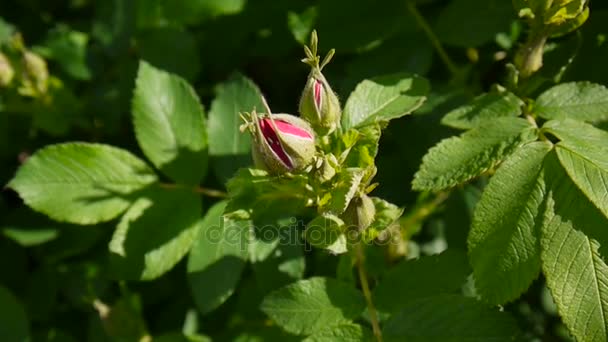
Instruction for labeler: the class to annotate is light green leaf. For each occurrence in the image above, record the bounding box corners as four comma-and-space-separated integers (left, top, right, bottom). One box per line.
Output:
132, 61, 208, 184
543, 119, 608, 219
303, 323, 373, 342
208, 74, 263, 181
412, 117, 537, 192
3, 228, 58, 247
260, 277, 366, 335
8, 143, 157, 225
0, 286, 29, 342
373, 250, 470, 313
109, 188, 202, 280
208, 74, 263, 156
163, 0, 245, 25
321, 168, 366, 215
468, 142, 552, 304
342, 74, 429, 130
541, 153, 608, 342
441, 91, 523, 129
188, 202, 250, 314
366, 197, 403, 232
382, 294, 521, 342
535, 82, 608, 123
35, 25, 91, 80
305, 214, 347, 255
287, 7, 318, 45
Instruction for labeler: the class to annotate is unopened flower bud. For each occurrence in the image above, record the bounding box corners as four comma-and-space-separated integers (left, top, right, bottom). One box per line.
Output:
0, 53, 14, 87
299, 68, 341, 135
242, 111, 316, 175
21, 51, 48, 95
343, 194, 376, 232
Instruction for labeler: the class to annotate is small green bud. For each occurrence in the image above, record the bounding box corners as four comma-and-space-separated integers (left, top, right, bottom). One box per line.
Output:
299, 68, 341, 135
299, 30, 341, 135
0, 52, 14, 87
317, 153, 338, 182
343, 194, 376, 232
242, 108, 316, 175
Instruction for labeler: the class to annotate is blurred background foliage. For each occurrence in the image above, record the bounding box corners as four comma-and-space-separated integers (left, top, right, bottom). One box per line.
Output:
0, 0, 606, 341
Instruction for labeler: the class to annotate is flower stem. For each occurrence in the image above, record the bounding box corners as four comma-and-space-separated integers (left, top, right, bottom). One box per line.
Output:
158, 183, 228, 198
355, 243, 383, 342
406, 1, 459, 76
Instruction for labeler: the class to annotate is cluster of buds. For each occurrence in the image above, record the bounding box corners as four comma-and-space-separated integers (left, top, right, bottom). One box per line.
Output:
241, 30, 342, 175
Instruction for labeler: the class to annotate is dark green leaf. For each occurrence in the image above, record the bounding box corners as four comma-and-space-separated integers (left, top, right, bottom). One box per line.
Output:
435, 0, 515, 47
132, 61, 208, 184
413, 117, 537, 192
543, 119, 608, 219
536, 82, 608, 123
260, 277, 366, 335
541, 152, 608, 342
35, 25, 91, 80
8, 143, 157, 225
0, 286, 29, 342
441, 91, 523, 129
382, 294, 521, 341
137, 28, 201, 81
469, 142, 552, 304
373, 250, 470, 313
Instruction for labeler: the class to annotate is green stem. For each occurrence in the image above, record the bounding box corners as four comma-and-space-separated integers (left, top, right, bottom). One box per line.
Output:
355, 243, 383, 342
158, 183, 228, 198
406, 1, 459, 76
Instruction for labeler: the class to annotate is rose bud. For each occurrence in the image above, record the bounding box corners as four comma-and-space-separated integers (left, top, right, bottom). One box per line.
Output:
343, 194, 376, 232
241, 109, 316, 175
299, 68, 341, 135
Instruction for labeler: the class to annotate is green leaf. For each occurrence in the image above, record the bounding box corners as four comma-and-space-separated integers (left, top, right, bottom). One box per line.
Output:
468, 142, 552, 304
305, 214, 347, 255
35, 25, 91, 80
373, 250, 470, 314
342, 74, 429, 130
8, 143, 157, 225
535, 82, 608, 123
109, 188, 202, 280
435, 0, 515, 47
260, 277, 366, 335
541, 154, 608, 342
132, 61, 208, 184
226, 168, 314, 221
163, 0, 246, 25
441, 91, 523, 129
382, 294, 521, 342
412, 117, 537, 192
188, 202, 250, 314
320, 168, 366, 215
287, 7, 318, 45
208, 74, 263, 181
303, 323, 373, 342
0, 286, 29, 342
0, 17, 15, 45
2, 228, 58, 247
543, 119, 608, 219
366, 197, 403, 232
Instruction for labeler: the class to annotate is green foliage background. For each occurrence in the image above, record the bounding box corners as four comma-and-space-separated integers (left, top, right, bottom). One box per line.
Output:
1, 0, 608, 341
